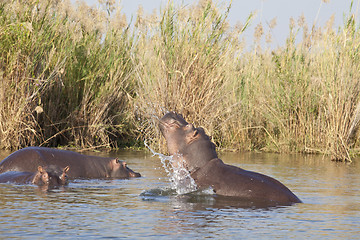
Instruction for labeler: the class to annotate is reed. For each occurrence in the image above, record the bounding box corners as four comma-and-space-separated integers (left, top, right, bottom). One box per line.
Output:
132, 0, 360, 161
132, 0, 246, 151
0, 0, 135, 150
0, 0, 359, 161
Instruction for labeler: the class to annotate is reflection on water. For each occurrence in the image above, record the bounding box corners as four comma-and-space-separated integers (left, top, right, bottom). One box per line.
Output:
0, 150, 360, 239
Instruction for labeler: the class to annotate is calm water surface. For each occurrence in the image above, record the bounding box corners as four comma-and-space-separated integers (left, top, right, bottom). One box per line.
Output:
0, 150, 359, 239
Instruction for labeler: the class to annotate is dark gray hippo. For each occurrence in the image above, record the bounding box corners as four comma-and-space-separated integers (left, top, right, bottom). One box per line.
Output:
0, 165, 69, 186
0, 147, 141, 179
159, 112, 301, 206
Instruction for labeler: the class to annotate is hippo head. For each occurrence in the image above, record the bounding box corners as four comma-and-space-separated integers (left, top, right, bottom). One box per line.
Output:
46, 165, 70, 186
108, 158, 141, 178
32, 166, 50, 186
32, 165, 70, 186
159, 112, 218, 172
159, 112, 192, 155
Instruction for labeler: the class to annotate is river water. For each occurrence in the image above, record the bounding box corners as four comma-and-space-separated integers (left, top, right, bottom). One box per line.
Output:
0, 149, 359, 239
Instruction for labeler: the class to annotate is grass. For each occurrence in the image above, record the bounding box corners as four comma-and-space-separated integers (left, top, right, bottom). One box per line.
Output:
0, 0, 359, 162
0, 0, 135, 150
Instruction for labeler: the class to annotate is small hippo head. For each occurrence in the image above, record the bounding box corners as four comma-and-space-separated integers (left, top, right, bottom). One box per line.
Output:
46, 165, 70, 186
32, 165, 70, 186
159, 112, 218, 172
32, 166, 50, 186
108, 158, 141, 178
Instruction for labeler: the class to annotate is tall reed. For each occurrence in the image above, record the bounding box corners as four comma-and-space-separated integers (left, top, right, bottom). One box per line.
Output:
0, 0, 359, 162
132, 0, 251, 151
132, 0, 360, 161
0, 0, 135, 150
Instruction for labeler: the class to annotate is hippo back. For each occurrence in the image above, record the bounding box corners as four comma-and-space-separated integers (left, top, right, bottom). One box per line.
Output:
0, 171, 36, 184
0, 147, 140, 179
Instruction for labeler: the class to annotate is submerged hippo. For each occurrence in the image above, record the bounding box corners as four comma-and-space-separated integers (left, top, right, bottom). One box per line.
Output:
0, 147, 141, 179
0, 165, 69, 186
159, 112, 302, 206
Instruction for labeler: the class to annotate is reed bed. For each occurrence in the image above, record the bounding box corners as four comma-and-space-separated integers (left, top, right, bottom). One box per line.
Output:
0, 0, 359, 161
0, 0, 135, 150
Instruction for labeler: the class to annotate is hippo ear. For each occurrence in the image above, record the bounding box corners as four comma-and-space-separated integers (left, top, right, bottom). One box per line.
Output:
109, 158, 121, 170
122, 161, 127, 168
37, 166, 45, 173
190, 129, 199, 138
63, 166, 70, 173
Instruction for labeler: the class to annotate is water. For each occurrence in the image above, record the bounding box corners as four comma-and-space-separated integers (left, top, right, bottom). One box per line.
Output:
145, 141, 198, 195
0, 150, 359, 239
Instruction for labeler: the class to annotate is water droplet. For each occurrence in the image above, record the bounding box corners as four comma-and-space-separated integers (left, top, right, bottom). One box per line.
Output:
145, 141, 197, 194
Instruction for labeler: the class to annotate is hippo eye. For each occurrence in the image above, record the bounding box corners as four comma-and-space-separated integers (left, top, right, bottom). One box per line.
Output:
169, 119, 180, 127
60, 175, 68, 181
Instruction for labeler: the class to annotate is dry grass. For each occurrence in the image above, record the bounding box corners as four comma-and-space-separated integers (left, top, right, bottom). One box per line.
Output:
0, 0, 135, 150
132, 0, 360, 161
1, 0, 359, 161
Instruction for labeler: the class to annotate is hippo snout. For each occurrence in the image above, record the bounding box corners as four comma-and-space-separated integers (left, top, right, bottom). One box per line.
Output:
129, 170, 141, 178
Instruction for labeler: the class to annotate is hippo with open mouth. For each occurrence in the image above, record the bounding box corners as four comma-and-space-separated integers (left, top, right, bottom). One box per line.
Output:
159, 112, 301, 206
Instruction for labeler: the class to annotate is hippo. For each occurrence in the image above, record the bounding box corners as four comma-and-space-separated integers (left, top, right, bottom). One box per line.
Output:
0, 165, 69, 186
159, 112, 302, 206
0, 147, 141, 179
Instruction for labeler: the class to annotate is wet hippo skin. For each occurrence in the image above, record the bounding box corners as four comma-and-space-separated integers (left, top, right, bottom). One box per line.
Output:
159, 112, 302, 206
0, 147, 141, 179
0, 165, 69, 186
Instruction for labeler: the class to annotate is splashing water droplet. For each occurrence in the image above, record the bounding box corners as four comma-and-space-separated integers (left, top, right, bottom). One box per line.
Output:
145, 141, 197, 194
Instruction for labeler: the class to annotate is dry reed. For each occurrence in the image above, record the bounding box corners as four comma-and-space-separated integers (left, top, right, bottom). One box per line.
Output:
0, 0, 359, 162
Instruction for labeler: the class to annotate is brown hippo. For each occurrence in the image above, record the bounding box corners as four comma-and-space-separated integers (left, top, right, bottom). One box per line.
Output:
0, 147, 141, 179
0, 165, 69, 186
159, 112, 302, 206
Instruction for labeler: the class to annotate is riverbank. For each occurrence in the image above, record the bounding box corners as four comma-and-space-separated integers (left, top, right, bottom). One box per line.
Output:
0, 0, 359, 161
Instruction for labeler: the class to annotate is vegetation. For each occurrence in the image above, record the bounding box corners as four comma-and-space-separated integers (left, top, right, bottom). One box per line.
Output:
0, 0, 359, 161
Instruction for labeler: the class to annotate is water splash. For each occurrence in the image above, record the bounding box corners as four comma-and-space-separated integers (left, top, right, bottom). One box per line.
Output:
145, 141, 197, 195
